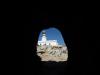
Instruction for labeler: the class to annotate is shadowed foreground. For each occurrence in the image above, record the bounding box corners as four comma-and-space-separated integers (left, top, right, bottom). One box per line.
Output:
40, 61, 68, 75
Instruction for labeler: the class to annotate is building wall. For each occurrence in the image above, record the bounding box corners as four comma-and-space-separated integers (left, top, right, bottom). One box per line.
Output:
48, 40, 58, 46
38, 40, 58, 46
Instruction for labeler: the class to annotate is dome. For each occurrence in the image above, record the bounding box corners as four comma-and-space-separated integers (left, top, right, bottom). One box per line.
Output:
42, 31, 46, 34
42, 30, 46, 34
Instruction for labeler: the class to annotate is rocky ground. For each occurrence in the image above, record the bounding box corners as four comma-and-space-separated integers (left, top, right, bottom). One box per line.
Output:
37, 45, 68, 62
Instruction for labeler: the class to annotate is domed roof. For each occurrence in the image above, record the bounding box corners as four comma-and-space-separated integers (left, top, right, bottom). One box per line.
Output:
42, 30, 46, 34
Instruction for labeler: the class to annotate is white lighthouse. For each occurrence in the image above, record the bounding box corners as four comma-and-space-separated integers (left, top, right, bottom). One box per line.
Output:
38, 30, 58, 46
41, 31, 47, 42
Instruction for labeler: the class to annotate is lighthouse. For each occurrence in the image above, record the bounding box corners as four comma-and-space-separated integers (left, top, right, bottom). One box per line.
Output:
38, 30, 58, 46
41, 31, 47, 42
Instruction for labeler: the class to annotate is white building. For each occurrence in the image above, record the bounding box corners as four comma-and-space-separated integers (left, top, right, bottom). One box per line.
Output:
38, 31, 58, 46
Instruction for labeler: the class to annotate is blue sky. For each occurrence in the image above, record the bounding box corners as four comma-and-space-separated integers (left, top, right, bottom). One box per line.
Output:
38, 28, 65, 45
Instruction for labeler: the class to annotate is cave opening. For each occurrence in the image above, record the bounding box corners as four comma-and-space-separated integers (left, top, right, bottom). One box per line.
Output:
36, 27, 68, 62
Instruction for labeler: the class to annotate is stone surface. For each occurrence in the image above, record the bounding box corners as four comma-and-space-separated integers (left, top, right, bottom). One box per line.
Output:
37, 45, 68, 62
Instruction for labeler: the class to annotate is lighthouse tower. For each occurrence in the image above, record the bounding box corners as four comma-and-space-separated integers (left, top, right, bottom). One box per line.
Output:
41, 31, 47, 42
38, 30, 58, 46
